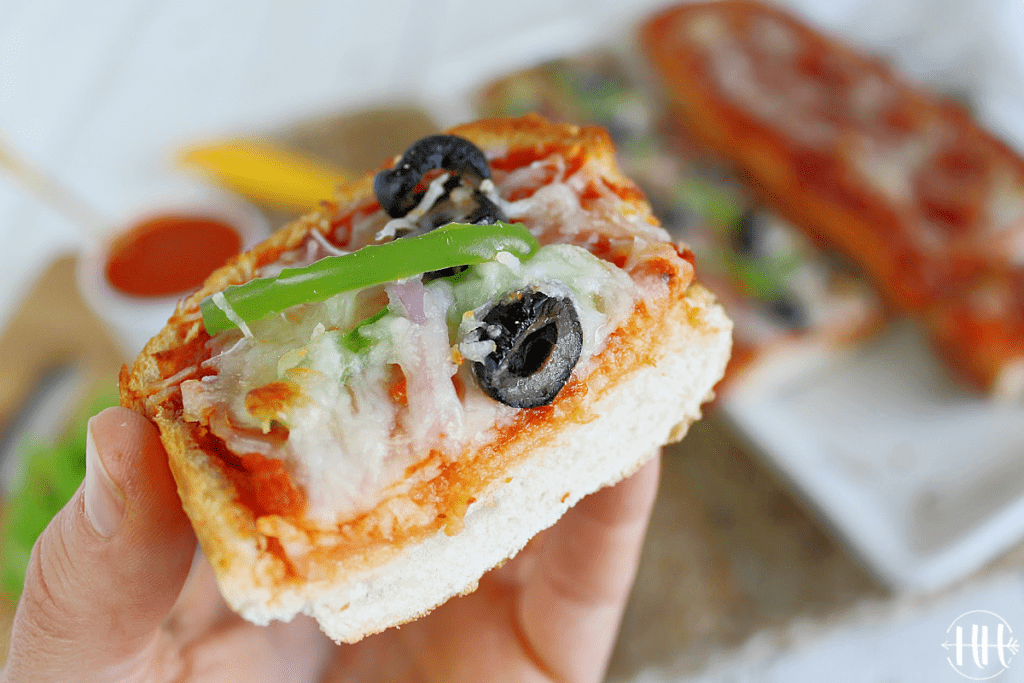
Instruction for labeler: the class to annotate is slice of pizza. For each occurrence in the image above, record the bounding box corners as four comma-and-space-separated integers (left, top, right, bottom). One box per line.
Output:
476, 50, 883, 391
641, 0, 1024, 397
120, 115, 732, 643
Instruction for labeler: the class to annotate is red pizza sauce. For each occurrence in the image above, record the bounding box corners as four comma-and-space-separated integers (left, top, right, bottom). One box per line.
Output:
105, 214, 242, 297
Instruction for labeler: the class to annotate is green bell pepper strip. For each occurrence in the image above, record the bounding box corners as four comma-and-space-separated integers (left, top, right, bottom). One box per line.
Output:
342, 308, 388, 353
200, 221, 540, 335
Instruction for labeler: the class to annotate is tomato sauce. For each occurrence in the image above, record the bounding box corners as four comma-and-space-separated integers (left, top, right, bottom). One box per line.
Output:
105, 214, 242, 297
134, 121, 696, 565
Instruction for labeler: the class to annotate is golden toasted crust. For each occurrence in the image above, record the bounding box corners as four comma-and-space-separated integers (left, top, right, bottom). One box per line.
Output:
641, 1, 1024, 396
121, 114, 732, 641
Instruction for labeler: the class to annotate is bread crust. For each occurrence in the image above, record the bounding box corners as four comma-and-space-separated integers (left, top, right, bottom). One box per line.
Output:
121, 114, 732, 642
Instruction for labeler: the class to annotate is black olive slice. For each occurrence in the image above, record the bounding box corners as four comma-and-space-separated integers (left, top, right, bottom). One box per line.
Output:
375, 135, 509, 281
767, 295, 808, 330
463, 191, 507, 225
423, 189, 507, 231
469, 290, 583, 409
374, 135, 493, 218
732, 210, 762, 255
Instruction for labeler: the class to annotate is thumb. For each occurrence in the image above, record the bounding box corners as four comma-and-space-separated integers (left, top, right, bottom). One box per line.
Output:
2, 407, 196, 682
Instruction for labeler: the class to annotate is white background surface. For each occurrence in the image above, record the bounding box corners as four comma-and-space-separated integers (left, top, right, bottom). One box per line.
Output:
4, 0, 1024, 332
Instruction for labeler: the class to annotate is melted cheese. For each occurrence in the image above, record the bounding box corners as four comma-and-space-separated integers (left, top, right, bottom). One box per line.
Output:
180, 157, 664, 525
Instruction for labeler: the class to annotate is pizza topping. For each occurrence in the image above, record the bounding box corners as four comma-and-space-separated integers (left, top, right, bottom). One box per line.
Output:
375, 135, 494, 218
378, 175, 507, 241
467, 290, 583, 408
456, 183, 507, 227
731, 210, 761, 255
183, 241, 637, 522
210, 292, 253, 338
180, 141, 666, 522
200, 221, 539, 335
373, 135, 508, 245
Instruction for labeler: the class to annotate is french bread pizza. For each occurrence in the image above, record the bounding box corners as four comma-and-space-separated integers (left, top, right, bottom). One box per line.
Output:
120, 115, 732, 643
642, 1, 1024, 398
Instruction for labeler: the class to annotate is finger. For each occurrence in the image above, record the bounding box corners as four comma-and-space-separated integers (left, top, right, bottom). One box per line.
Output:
380, 580, 554, 683
163, 551, 233, 644
2, 407, 196, 683
488, 529, 550, 587
517, 453, 661, 683
177, 615, 333, 683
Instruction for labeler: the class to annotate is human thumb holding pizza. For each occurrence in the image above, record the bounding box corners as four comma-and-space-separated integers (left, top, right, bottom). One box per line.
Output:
0, 406, 660, 682
0, 407, 197, 682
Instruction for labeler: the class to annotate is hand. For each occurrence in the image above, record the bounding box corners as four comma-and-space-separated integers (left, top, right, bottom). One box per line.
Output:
1, 407, 660, 683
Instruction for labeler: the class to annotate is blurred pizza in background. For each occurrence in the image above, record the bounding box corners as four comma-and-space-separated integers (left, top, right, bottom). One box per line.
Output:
642, 0, 1024, 399
476, 49, 884, 392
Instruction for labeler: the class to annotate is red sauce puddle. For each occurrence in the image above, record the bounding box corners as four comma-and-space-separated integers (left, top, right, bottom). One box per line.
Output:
105, 214, 242, 297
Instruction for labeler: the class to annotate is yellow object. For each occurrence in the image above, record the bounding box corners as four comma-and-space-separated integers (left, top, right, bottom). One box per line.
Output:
179, 140, 351, 213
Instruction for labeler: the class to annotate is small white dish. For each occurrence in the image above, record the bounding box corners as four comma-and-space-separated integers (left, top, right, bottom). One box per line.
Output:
76, 179, 269, 360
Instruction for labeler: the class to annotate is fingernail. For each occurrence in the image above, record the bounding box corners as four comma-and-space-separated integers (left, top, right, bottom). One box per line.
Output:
84, 420, 126, 538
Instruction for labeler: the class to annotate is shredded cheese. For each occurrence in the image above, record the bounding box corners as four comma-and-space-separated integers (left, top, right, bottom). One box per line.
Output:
212, 291, 253, 338
181, 154, 675, 524
376, 172, 452, 241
